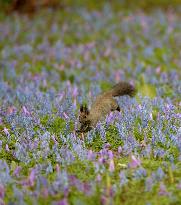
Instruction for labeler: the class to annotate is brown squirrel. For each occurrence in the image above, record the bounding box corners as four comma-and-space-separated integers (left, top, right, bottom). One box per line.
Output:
76, 81, 136, 133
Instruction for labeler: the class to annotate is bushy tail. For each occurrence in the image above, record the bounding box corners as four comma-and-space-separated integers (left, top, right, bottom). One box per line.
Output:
108, 81, 136, 97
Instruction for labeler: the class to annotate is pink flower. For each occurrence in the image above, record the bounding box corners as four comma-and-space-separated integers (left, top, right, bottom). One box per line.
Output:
56, 164, 60, 173
7, 106, 16, 114
3, 127, 9, 136
129, 155, 141, 168
156, 66, 161, 74
22, 106, 31, 116
63, 112, 69, 119
109, 159, 115, 172
0, 184, 5, 199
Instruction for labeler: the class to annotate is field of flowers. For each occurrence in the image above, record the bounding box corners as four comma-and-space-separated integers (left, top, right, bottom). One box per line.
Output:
0, 2, 181, 205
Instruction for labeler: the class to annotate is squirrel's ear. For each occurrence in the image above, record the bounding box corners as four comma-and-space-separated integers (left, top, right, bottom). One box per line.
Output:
80, 104, 84, 112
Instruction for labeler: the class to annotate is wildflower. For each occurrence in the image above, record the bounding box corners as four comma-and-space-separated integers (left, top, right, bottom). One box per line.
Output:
29, 169, 36, 187
98, 156, 105, 164
101, 195, 107, 205
63, 112, 69, 119
108, 150, 114, 160
177, 181, 181, 190
158, 182, 169, 196
129, 155, 141, 168
104, 143, 111, 150
119, 171, 128, 186
56, 198, 68, 205
52, 135, 58, 145
56, 164, 60, 173
145, 177, 154, 192
118, 146, 122, 154
87, 150, 95, 161
109, 159, 115, 172
13, 166, 22, 177
96, 174, 102, 182
83, 182, 92, 196
155, 167, 165, 181
6, 144, 10, 152
0, 184, 4, 199
72, 86, 78, 97
133, 167, 147, 180
22, 106, 31, 116
3, 127, 9, 136
7, 106, 16, 114
41, 187, 49, 198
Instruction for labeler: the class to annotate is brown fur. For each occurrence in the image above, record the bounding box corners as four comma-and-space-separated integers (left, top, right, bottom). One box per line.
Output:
76, 81, 136, 133
9, 0, 59, 13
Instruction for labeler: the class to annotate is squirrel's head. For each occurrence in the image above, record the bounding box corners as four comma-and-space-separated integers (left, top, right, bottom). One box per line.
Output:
79, 104, 90, 124
76, 104, 91, 133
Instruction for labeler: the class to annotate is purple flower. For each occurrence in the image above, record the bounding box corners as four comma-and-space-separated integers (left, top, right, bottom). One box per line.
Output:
133, 167, 147, 179
63, 112, 69, 120
56, 164, 60, 173
119, 171, 128, 186
158, 182, 169, 196
129, 155, 141, 168
177, 181, 181, 190
13, 166, 22, 177
118, 146, 122, 154
101, 195, 108, 205
108, 150, 114, 160
41, 188, 49, 198
56, 198, 68, 205
103, 143, 111, 150
154, 167, 165, 181
5, 144, 10, 152
0, 184, 4, 199
145, 177, 154, 192
83, 182, 92, 196
22, 106, 31, 116
29, 168, 36, 187
98, 156, 105, 164
87, 150, 95, 161
3, 127, 9, 136
96, 174, 102, 182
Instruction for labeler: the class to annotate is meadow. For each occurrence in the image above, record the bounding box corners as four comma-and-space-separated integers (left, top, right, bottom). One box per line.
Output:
0, 2, 181, 205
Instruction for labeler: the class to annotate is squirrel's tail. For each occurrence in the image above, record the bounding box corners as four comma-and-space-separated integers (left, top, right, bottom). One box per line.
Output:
108, 81, 136, 97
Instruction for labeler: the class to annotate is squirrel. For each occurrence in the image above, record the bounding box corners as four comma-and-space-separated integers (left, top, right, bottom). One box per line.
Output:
76, 81, 136, 133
